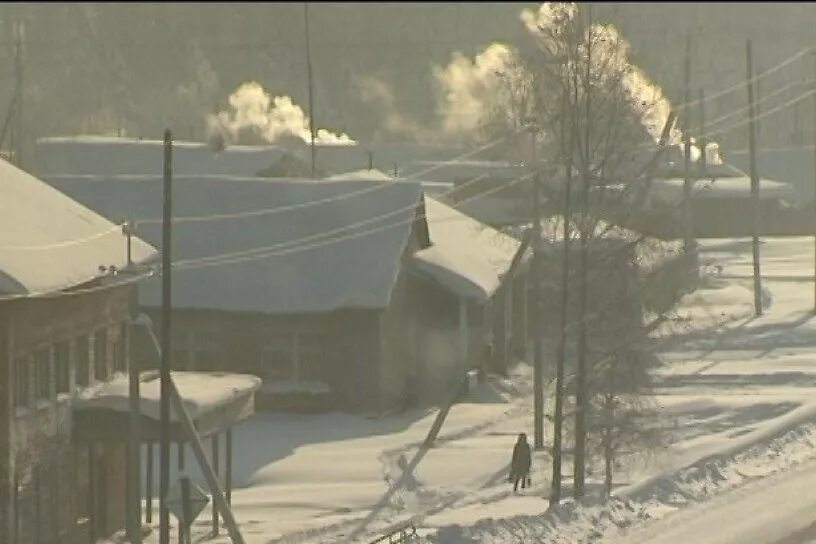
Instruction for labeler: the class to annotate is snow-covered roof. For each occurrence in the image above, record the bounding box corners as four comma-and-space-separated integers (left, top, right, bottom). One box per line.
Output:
645, 176, 799, 205
35, 136, 292, 178
425, 197, 523, 278
411, 197, 526, 301
44, 175, 425, 314
74, 370, 261, 422
0, 159, 157, 295
413, 245, 500, 302
323, 169, 394, 182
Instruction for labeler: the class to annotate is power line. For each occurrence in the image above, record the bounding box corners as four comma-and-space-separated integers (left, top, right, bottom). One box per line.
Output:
0, 223, 124, 251
671, 47, 811, 113
174, 173, 532, 272
137, 131, 519, 225
0, 268, 153, 302
700, 88, 816, 141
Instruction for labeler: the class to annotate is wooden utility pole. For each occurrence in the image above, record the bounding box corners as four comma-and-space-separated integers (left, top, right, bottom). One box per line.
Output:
159, 129, 173, 544
746, 41, 763, 317
698, 88, 707, 176
531, 127, 544, 450
812, 50, 816, 314
682, 34, 694, 251
13, 21, 23, 168
303, 2, 317, 177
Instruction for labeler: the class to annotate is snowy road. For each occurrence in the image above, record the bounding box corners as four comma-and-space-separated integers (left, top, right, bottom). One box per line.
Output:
609, 456, 816, 544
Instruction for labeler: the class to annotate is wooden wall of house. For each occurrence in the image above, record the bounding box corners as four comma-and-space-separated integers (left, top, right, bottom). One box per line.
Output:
0, 283, 133, 544
406, 275, 466, 402
143, 307, 383, 412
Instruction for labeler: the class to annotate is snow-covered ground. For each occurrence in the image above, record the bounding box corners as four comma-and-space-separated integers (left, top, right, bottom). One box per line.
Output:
112, 236, 816, 544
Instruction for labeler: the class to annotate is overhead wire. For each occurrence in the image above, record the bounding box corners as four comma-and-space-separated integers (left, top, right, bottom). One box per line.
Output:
0, 223, 125, 251
136, 131, 521, 226
173, 172, 529, 271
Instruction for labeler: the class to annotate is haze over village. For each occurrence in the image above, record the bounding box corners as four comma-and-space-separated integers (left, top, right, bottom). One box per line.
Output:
3, 3, 816, 544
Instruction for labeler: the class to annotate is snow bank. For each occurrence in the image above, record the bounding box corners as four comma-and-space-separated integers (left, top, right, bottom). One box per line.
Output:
74, 370, 261, 421
424, 420, 816, 544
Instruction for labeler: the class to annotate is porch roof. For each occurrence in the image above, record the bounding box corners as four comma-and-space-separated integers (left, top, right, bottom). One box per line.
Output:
72, 370, 261, 442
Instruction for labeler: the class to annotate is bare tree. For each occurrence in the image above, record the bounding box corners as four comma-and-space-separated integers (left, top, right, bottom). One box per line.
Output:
483, 2, 684, 504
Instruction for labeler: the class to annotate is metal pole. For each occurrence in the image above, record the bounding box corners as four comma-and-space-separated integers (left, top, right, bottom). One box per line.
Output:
177, 441, 186, 544
531, 127, 544, 450
13, 21, 23, 169
211, 434, 220, 536
180, 477, 192, 544
303, 2, 317, 177
159, 129, 173, 544
746, 41, 763, 316
145, 443, 153, 524
226, 428, 233, 507
682, 34, 694, 251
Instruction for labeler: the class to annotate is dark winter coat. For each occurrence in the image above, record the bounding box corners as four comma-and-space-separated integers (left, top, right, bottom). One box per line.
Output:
510, 436, 531, 478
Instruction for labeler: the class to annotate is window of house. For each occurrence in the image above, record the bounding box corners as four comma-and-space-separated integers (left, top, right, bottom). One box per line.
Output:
260, 332, 325, 383
113, 323, 127, 374
467, 302, 484, 327
55, 341, 70, 394
296, 332, 324, 382
76, 335, 90, 387
35, 349, 51, 400
193, 332, 222, 370
94, 328, 108, 381
14, 357, 30, 408
171, 329, 191, 370
260, 334, 294, 380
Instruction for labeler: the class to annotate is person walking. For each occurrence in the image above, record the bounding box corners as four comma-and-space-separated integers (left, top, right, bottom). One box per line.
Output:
509, 432, 532, 493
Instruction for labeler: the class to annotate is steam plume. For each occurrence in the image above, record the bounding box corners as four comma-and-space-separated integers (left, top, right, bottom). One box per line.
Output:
207, 82, 355, 147
433, 43, 519, 139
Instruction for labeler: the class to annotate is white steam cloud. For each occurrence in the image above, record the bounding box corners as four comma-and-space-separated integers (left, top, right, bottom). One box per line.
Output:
521, 2, 723, 165
433, 43, 519, 139
355, 75, 434, 141
207, 82, 355, 147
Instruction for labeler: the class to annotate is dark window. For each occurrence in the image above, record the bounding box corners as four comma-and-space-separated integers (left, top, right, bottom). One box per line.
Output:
297, 333, 324, 382
94, 328, 108, 381
261, 334, 293, 380
35, 349, 51, 400
76, 336, 90, 387
55, 342, 70, 394
171, 349, 190, 370
113, 323, 127, 373
467, 303, 484, 327
193, 332, 221, 370
14, 357, 29, 407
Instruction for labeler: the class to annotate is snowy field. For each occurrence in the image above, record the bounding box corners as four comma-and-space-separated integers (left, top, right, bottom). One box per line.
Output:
112, 236, 816, 544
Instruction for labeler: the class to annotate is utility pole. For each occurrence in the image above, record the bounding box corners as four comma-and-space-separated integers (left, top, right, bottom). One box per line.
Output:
303, 2, 317, 177
812, 50, 816, 314
698, 88, 707, 176
573, 2, 593, 500
530, 125, 544, 450
13, 21, 23, 169
159, 129, 173, 544
746, 41, 763, 317
550, 93, 573, 506
127, 316, 142, 543
682, 34, 694, 252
